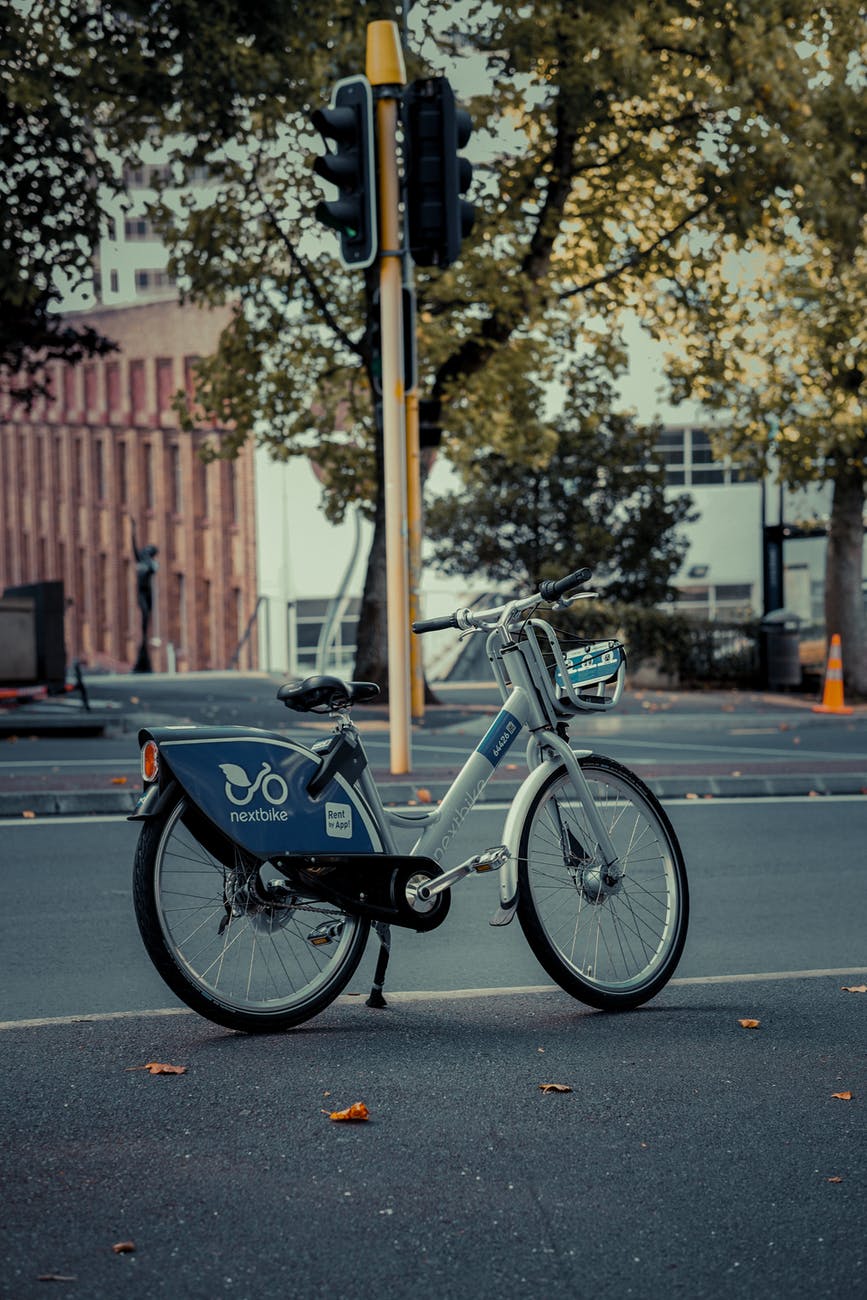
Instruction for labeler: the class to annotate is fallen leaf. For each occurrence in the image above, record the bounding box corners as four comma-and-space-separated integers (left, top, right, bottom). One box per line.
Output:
831, 1091, 853, 1101
22, 810, 36, 819
127, 1062, 187, 1075
826, 1176, 843, 1183
841, 985, 867, 993
112, 1241, 135, 1254
538, 1083, 572, 1094
416, 788, 432, 804
111, 776, 128, 785
738, 1018, 760, 1029
325, 1101, 369, 1122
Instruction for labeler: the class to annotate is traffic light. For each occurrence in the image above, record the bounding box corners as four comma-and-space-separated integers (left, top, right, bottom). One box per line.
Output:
403, 77, 475, 269
311, 75, 377, 269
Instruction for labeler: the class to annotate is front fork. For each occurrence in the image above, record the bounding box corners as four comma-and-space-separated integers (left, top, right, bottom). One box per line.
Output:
497, 733, 623, 920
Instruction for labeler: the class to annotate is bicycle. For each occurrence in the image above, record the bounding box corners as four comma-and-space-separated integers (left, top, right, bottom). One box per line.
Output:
131, 566, 689, 1033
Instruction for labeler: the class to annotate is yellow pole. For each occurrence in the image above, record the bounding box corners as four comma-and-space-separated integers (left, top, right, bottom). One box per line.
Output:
367, 20, 411, 774
406, 390, 425, 720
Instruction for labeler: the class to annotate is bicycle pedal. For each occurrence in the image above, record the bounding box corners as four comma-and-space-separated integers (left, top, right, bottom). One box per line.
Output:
474, 845, 509, 873
307, 920, 344, 947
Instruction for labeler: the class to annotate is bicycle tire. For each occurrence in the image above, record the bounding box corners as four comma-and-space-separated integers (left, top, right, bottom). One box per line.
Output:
516, 755, 688, 1010
133, 795, 369, 1032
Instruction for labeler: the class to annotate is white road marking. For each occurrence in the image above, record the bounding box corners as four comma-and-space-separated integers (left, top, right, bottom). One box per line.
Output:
2, 967, 866, 1030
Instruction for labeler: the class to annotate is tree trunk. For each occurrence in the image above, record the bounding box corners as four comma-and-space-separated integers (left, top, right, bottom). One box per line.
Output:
824, 462, 867, 697
353, 487, 390, 695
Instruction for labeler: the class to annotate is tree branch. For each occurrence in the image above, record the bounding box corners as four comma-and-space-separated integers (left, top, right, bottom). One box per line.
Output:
558, 196, 713, 299
253, 177, 362, 359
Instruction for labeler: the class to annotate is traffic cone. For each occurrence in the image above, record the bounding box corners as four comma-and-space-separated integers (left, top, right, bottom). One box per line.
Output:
812, 634, 853, 715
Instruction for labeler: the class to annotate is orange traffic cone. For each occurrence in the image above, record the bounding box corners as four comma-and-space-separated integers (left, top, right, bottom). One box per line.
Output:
812, 634, 853, 715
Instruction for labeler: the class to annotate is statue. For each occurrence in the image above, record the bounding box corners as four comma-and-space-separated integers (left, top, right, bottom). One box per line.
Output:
131, 517, 159, 673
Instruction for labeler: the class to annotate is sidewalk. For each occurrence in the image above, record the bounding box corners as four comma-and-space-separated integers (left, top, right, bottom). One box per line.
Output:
1, 673, 865, 816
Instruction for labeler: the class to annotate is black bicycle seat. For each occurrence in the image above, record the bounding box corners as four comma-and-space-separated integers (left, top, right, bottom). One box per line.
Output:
277, 675, 380, 713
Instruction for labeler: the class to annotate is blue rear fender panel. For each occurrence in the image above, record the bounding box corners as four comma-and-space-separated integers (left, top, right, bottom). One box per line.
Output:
140, 727, 382, 858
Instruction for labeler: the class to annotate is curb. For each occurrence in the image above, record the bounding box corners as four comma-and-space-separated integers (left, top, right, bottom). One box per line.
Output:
2, 772, 865, 820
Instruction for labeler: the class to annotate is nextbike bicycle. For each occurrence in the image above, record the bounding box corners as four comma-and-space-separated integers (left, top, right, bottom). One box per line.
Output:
131, 567, 689, 1033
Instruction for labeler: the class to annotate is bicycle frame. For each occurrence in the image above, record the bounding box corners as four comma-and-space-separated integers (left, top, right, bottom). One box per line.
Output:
351, 620, 624, 921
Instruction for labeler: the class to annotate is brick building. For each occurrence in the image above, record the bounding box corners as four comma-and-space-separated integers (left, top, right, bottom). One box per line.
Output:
0, 300, 259, 673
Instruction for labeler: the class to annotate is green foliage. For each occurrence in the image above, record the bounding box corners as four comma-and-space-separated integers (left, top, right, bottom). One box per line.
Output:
425, 355, 695, 603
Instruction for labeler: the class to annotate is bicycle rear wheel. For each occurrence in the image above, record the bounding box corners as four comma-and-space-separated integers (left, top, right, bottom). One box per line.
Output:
517, 756, 688, 1010
133, 795, 369, 1032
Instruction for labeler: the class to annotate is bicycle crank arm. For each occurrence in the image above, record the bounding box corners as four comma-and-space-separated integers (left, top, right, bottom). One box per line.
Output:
416, 846, 510, 900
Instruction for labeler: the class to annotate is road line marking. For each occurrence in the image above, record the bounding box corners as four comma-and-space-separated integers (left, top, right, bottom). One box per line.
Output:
3, 967, 866, 1029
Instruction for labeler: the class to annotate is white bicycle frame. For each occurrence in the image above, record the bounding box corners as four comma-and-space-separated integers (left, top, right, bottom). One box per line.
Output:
348, 596, 624, 923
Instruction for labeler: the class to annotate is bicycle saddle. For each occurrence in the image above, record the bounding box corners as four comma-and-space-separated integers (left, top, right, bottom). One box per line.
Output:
277, 675, 380, 713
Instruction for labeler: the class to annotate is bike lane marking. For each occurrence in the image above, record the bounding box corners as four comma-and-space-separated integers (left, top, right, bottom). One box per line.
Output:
3, 967, 867, 1030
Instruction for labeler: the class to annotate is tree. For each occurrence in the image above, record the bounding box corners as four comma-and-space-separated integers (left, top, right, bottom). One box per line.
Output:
7, 2, 864, 690
155, 1, 865, 688
424, 356, 695, 601
0, 0, 358, 402
647, 25, 866, 692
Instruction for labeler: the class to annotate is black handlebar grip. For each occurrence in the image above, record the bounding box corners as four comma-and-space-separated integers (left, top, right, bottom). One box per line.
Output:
412, 613, 460, 634
539, 567, 592, 601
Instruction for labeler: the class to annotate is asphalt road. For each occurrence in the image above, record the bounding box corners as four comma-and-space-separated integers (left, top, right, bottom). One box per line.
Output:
2, 684, 865, 1300
2, 802, 866, 1300
1, 799, 866, 1021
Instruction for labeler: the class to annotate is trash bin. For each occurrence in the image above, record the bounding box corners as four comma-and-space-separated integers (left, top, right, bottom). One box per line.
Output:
761, 609, 802, 689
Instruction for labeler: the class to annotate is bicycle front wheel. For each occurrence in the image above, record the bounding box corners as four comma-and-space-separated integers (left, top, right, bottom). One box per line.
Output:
517, 756, 688, 1010
133, 796, 369, 1033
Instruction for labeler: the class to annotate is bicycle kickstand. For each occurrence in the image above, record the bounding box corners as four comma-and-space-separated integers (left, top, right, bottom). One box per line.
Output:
366, 921, 391, 1009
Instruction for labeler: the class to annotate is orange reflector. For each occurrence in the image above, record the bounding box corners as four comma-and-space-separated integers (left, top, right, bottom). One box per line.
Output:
141, 740, 160, 783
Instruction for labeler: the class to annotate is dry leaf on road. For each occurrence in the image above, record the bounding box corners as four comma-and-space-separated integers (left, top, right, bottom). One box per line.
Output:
324, 1101, 370, 1122
841, 985, 867, 993
126, 1062, 187, 1075
831, 1091, 853, 1101
111, 1241, 136, 1254
538, 1083, 572, 1094
826, 1176, 843, 1183
738, 1019, 760, 1028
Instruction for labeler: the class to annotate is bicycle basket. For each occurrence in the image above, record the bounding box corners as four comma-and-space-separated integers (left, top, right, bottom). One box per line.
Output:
518, 620, 626, 716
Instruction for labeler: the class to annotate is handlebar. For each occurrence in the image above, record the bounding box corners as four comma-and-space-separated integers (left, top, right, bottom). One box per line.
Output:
412, 567, 594, 636
538, 567, 592, 602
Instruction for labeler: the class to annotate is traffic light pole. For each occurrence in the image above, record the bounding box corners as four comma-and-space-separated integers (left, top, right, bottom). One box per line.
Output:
367, 20, 412, 774
405, 388, 425, 720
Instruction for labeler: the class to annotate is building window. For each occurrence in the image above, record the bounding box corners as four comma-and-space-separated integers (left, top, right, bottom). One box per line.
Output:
124, 217, 152, 239
227, 461, 238, 524
129, 360, 146, 415
156, 358, 174, 413
170, 444, 182, 514
116, 441, 128, 507
84, 363, 98, 411
94, 441, 105, 501
654, 430, 685, 485
143, 443, 155, 509
106, 361, 121, 412
110, 269, 119, 293
63, 365, 78, 414
653, 426, 754, 487
197, 455, 209, 520
73, 437, 84, 498
134, 268, 175, 294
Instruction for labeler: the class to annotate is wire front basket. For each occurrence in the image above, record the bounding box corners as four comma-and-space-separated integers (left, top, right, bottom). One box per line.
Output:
518, 619, 626, 717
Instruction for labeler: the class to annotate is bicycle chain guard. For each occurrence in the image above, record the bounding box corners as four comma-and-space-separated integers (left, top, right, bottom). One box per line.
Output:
268, 853, 451, 933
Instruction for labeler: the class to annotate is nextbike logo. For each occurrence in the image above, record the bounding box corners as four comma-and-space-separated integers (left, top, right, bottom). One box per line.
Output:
220, 760, 291, 824
434, 779, 486, 863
